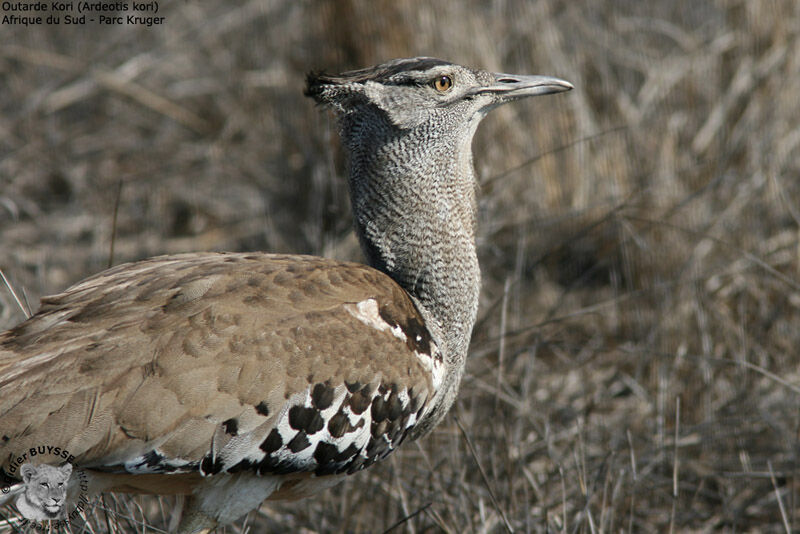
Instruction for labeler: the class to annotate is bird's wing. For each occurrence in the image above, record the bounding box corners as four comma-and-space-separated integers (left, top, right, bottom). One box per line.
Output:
0, 253, 441, 480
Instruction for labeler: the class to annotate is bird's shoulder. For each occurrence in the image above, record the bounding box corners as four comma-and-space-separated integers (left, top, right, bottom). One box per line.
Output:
3, 252, 433, 354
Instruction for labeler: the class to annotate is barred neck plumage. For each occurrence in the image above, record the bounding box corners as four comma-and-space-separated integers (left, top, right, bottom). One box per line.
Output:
342, 104, 481, 372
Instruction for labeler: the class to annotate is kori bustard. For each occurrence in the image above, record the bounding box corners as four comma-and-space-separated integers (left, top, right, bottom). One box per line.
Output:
0, 57, 571, 532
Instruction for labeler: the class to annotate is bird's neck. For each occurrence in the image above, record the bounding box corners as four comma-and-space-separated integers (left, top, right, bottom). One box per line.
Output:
343, 113, 481, 377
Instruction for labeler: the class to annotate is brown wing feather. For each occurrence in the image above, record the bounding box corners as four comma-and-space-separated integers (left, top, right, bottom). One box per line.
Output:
0, 253, 437, 483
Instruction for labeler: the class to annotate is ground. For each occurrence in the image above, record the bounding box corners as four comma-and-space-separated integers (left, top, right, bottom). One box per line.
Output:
1, 0, 799, 532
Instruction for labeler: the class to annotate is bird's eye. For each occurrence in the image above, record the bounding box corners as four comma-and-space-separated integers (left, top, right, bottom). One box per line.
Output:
432, 75, 453, 92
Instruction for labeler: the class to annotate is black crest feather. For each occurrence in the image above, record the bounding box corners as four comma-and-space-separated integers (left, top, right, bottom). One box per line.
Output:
305, 57, 452, 105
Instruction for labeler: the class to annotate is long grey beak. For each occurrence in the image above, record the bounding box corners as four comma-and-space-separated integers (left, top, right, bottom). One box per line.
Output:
473, 73, 573, 100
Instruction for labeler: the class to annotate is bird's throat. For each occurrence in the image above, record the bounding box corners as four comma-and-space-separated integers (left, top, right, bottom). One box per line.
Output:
345, 122, 481, 367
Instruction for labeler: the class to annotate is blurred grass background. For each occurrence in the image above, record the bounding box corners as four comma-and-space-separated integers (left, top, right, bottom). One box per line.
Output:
1, 0, 800, 532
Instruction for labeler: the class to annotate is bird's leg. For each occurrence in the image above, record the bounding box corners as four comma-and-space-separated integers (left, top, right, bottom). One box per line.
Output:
175, 495, 218, 534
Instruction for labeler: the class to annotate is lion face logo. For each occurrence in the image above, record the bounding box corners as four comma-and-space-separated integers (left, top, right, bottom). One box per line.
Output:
15, 463, 73, 520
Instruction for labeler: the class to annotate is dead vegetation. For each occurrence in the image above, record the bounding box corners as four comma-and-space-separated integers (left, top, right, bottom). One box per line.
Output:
1, 0, 800, 532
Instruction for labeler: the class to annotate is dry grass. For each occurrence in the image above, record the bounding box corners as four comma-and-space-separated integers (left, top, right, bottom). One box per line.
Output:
2, 0, 800, 532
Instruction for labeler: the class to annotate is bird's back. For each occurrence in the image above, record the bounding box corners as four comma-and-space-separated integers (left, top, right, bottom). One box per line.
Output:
0, 253, 440, 488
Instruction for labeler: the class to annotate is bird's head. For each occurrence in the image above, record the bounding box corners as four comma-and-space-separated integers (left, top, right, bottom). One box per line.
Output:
305, 57, 572, 132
